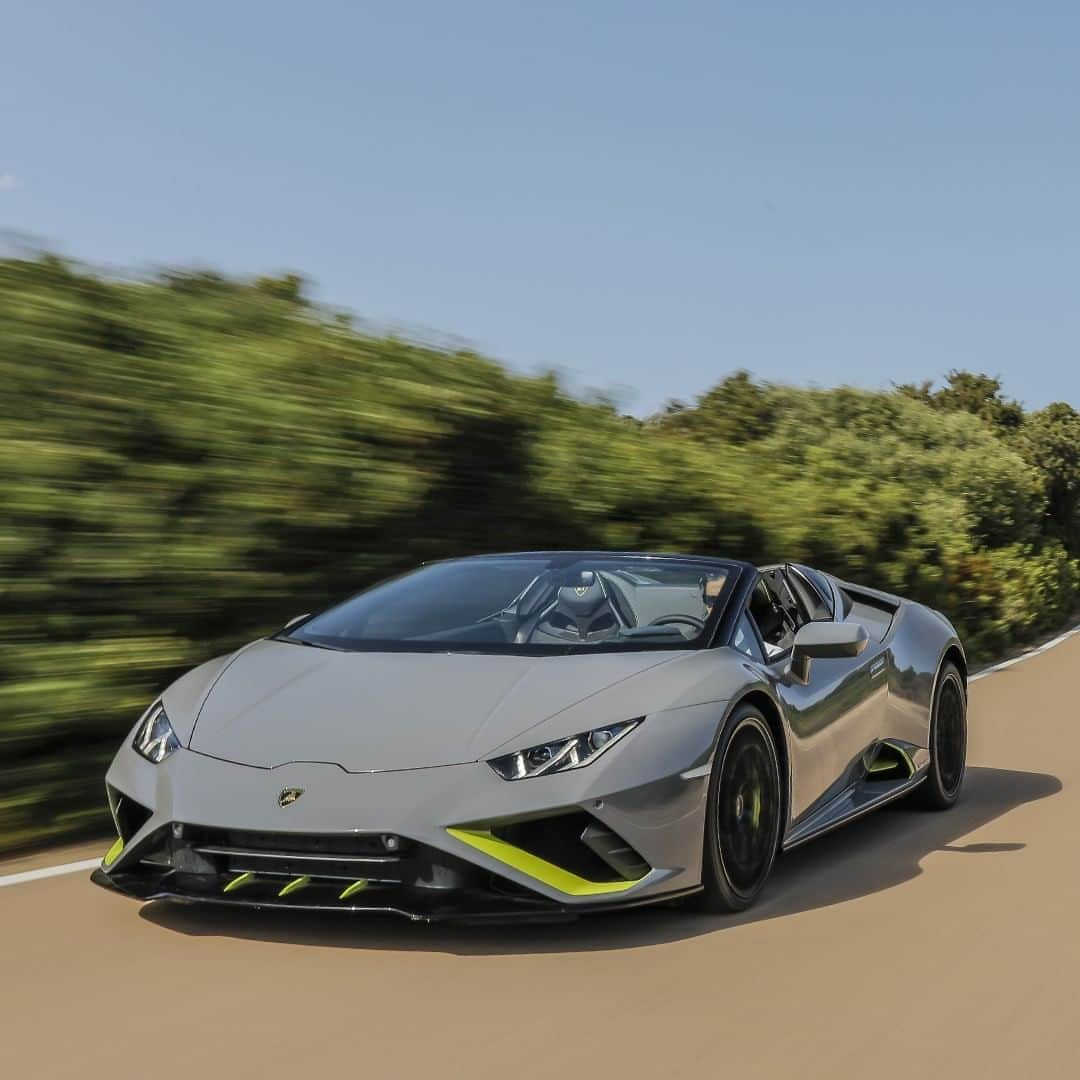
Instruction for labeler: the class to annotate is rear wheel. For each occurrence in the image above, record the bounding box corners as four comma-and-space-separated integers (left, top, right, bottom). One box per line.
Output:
915, 661, 967, 810
693, 704, 782, 913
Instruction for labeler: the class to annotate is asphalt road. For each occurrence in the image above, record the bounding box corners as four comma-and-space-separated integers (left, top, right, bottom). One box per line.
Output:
3, 636, 1077, 1080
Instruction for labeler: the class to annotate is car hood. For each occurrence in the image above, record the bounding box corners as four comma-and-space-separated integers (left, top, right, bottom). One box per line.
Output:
185, 639, 683, 772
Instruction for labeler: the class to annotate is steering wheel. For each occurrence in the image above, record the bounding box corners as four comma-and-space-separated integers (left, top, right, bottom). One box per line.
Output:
649, 614, 706, 633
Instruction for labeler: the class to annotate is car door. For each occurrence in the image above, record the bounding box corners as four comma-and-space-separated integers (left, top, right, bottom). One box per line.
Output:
747, 569, 889, 824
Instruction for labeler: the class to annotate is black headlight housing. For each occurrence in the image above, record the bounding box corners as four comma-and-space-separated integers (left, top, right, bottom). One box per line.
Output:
487, 718, 642, 781
132, 701, 180, 763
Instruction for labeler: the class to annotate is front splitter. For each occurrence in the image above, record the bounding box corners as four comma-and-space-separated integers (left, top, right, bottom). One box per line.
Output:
91, 867, 701, 923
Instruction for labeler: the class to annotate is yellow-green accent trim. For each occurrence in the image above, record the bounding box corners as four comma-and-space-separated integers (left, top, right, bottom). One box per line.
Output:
339, 880, 369, 901
223, 871, 256, 894
278, 876, 311, 898
866, 755, 895, 773
446, 828, 643, 897
882, 740, 916, 777
864, 741, 916, 778
103, 837, 124, 868
881, 743, 915, 777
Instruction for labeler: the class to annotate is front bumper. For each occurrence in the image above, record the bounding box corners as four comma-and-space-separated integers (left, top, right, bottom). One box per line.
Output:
93, 703, 721, 920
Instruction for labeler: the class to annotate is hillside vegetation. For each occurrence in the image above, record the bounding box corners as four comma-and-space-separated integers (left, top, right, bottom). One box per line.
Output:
2, 253, 1078, 853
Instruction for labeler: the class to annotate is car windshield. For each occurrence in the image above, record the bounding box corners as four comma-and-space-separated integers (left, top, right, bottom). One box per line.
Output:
282, 554, 740, 654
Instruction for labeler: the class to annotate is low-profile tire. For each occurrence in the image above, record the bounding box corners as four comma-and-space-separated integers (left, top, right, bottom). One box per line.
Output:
691, 703, 783, 914
915, 661, 967, 810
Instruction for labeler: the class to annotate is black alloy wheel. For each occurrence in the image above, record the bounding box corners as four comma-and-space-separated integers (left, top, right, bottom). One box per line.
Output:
916, 661, 967, 810
694, 704, 782, 913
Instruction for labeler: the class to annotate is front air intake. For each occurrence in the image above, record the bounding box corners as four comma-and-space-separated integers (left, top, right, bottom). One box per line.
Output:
580, 821, 651, 881
491, 810, 648, 884
106, 784, 152, 843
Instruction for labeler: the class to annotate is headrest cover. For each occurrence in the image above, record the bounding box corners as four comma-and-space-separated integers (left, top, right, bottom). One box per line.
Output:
557, 577, 607, 616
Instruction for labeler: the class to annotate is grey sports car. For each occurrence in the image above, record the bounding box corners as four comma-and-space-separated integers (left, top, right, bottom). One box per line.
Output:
92, 551, 967, 920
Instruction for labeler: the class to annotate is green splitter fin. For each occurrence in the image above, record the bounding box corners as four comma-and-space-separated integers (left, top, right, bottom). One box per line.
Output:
223, 871, 256, 894
339, 880, 369, 901
278, 875, 312, 898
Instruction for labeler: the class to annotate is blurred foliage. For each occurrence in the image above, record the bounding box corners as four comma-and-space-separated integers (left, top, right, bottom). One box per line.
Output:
1, 254, 1078, 854
1018, 403, 1080, 552
897, 370, 1025, 434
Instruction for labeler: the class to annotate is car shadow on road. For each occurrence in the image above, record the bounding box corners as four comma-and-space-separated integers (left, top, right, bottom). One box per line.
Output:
139, 765, 1060, 955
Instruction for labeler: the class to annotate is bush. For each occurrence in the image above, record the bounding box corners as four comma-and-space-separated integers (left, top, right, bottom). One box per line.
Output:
1, 255, 1075, 853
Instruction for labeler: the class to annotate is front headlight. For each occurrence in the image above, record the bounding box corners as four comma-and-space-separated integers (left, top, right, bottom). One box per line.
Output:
132, 701, 180, 763
487, 718, 642, 781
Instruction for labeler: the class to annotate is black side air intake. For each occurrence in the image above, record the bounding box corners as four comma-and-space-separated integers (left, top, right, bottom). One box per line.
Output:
107, 784, 152, 843
492, 810, 649, 883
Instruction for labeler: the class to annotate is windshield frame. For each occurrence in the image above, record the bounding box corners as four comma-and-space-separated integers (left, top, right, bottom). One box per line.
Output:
275, 552, 750, 656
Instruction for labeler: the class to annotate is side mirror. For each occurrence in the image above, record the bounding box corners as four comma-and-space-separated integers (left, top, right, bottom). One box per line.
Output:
788, 622, 869, 683
282, 613, 311, 631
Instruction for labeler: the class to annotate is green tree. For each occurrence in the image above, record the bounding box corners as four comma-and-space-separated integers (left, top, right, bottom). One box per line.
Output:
898, 370, 1024, 433
653, 370, 778, 445
1020, 403, 1080, 551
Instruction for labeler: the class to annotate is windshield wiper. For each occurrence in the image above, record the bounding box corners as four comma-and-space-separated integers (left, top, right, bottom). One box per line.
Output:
272, 634, 347, 652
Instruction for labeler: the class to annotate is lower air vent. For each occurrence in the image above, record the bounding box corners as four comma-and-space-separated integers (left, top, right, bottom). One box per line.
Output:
491, 811, 648, 883
581, 821, 651, 881
182, 827, 411, 883
863, 740, 916, 782
204, 828, 407, 858
107, 785, 152, 843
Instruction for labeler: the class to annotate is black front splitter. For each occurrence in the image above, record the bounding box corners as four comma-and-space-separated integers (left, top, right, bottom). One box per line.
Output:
91, 867, 702, 924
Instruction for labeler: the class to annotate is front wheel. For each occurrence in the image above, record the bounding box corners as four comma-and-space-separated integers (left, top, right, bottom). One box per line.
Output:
693, 704, 783, 913
915, 661, 967, 810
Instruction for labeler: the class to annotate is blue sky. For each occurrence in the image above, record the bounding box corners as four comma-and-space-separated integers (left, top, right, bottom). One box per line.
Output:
3, 1, 1078, 413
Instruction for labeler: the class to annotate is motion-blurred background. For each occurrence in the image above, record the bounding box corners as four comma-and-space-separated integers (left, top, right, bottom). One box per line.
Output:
3, 3, 1079, 855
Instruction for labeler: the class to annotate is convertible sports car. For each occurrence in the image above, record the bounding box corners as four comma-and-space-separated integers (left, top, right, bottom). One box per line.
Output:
92, 551, 967, 920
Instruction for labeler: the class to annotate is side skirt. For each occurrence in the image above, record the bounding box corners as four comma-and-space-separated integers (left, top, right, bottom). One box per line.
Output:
781, 767, 929, 851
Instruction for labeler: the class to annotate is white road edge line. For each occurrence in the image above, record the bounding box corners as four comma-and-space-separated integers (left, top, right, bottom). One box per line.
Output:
969, 622, 1080, 682
0, 857, 102, 889
2, 620, 1079, 890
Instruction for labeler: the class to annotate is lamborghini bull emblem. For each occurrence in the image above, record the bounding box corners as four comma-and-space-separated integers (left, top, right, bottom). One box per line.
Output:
574, 585, 589, 596
278, 787, 304, 808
